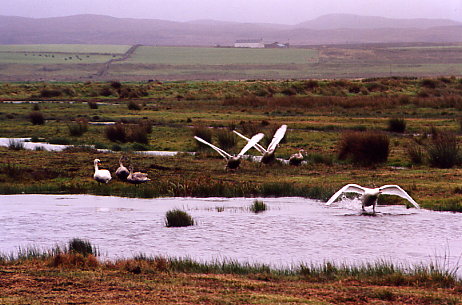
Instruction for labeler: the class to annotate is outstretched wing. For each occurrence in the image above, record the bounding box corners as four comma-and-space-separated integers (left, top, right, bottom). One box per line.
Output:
238, 133, 264, 156
267, 125, 287, 152
194, 136, 232, 160
233, 130, 267, 154
379, 185, 420, 209
326, 184, 366, 205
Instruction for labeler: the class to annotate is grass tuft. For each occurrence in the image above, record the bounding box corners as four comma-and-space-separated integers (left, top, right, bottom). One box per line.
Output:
165, 209, 194, 227
249, 199, 267, 213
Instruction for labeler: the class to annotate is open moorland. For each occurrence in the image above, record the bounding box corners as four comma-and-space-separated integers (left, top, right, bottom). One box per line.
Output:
1, 43, 462, 81
1, 78, 462, 212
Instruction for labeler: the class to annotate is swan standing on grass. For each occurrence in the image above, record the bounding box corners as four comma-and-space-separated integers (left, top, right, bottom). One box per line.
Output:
289, 149, 305, 166
93, 159, 112, 184
326, 184, 420, 213
115, 156, 130, 181
126, 166, 151, 184
194, 132, 264, 170
233, 124, 287, 164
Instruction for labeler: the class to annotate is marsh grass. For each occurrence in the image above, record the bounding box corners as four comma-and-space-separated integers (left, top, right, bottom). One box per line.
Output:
67, 118, 88, 136
8, 139, 24, 150
29, 111, 45, 125
428, 131, 460, 168
215, 128, 236, 151
68, 238, 98, 256
338, 131, 389, 165
387, 117, 406, 133
406, 141, 425, 165
249, 199, 267, 213
165, 209, 194, 227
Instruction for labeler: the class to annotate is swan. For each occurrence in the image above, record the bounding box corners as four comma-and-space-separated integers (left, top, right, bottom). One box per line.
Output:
194, 132, 264, 170
126, 166, 151, 184
233, 124, 287, 164
326, 184, 420, 213
93, 159, 112, 184
289, 149, 305, 166
115, 156, 129, 181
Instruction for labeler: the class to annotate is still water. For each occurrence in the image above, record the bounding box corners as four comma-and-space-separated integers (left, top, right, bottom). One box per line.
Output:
1, 195, 461, 272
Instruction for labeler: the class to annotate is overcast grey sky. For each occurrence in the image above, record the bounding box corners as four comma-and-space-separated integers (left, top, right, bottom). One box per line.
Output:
4, 0, 462, 24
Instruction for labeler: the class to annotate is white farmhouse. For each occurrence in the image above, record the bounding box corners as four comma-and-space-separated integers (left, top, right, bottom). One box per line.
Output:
234, 39, 265, 48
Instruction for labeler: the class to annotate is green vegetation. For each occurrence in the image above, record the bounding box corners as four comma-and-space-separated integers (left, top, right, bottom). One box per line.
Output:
0, 243, 460, 304
165, 209, 195, 227
125, 46, 318, 65
1, 78, 462, 211
250, 199, 267, 213
1, 43, 462, 81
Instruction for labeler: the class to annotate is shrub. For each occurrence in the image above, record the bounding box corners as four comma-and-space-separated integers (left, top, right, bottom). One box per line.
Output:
193, 126, 213, 149
105, 122, 127, 142
338, 131, 390, 165
406, 142, 425, 165
216, 128, 236, 150
427, 131, 460, 168
29, 111, 45, 125
250, 200, 267, 213
387, 118, 406, 133
128, 101, 142, 110
421, 78, 438, 89
39, 88, 62, 98
127, 124, 149, 144
67, 118, 88, 136
68, 238, 96, 256
165, 209, 194, 227
88, 101, 99, 109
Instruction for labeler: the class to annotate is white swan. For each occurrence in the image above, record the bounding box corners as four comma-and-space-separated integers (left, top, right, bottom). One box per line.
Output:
93, 159, 112, 184
289, 149, 305, 166
194, 132, 264, 170
126, 166, 151, 184
115, 156, 129, 181
326, 184, 420, 213
233, 124, 287, 164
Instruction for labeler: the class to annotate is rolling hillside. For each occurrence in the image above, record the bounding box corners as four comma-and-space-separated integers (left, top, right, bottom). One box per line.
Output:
0, 14, 461, 46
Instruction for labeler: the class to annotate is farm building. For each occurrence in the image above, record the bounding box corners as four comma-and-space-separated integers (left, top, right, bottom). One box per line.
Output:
234, 39, 265, 48
265, 42, 290, 48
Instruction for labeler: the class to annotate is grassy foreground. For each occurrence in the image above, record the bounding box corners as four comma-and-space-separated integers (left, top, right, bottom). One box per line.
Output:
1, 245, 461, 304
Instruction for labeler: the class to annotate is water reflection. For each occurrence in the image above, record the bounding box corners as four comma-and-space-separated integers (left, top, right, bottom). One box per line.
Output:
0, 195, 461, 275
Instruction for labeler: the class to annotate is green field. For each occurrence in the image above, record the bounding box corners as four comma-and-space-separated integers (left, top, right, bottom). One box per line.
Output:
0, 44, 131, 54
0, 43, 462, 81
125, 46, 318, 65
0, 52, 116, 64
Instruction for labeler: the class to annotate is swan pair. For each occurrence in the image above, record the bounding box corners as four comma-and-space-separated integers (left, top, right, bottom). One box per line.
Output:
93, 158, 150, 184
326, 184, 420, 213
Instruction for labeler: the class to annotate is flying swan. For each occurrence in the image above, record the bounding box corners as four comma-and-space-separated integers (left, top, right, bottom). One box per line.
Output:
326, 184, 420, 213
194, 132, 264, 170
93, 158, 112, 184
233, 124, 287, 164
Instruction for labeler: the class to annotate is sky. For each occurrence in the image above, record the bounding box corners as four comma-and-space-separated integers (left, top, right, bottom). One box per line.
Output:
3, 0, 462, 24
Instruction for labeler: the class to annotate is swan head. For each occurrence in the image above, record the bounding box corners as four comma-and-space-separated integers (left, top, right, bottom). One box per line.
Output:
94, 159, 101, 165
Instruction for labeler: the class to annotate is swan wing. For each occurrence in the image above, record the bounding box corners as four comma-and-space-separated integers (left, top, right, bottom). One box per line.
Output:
326, 184, 366, 205
238, 133, 264, 156
233, 130, 266, 154
267, 124, 287, 152
194, 136, 231, 160
379, 185, 420, 208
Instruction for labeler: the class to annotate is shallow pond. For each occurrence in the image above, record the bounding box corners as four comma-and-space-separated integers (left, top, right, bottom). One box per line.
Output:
1, 195, 461, 274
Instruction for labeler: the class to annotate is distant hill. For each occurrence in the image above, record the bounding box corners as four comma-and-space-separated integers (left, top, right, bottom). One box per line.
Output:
0, 14, 461, 46
296, 14, 462, 30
